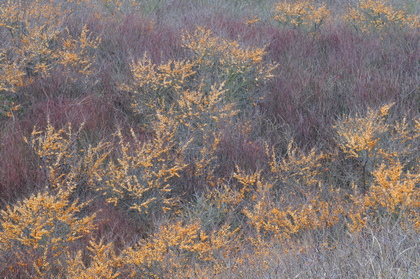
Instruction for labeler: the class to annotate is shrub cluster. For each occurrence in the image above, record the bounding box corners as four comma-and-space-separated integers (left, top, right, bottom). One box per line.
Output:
0, 0, 419, 277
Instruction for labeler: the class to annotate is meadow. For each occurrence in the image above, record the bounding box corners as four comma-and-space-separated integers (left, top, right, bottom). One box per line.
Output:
0, 0, 419, 277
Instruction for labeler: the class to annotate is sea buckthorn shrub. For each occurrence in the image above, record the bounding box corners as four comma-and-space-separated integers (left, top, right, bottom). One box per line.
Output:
181, 26, 277, 109
344, 0, 420, 32
234, 145, 344, 243
120, 26, 276, 191
334, 103, 419, 192
0, 0, 143, 118
0, 0, 419, 277
120, 220, 241, 278
0, 186, 96, 277
348, 159, 420, 231
121, 26, 276, 123
272, 0, 331, 32
89, 113, 189, 220
265, 140, 327, 193
0, 0, 101, 117
65, 238, 122, 279
335, 104, 420, 232
25, 115, 189, 227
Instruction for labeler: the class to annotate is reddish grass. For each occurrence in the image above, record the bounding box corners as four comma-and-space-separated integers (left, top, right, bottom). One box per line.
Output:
88, 199, 147, 245
0, 122, 45, 205
216, 122, 268, 177
261, 25, 419, 149
1, 7, 418, 205
0, 0, 419, 277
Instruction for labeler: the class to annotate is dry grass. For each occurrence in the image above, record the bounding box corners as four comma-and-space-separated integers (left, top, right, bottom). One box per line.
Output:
0, 0, 419, 277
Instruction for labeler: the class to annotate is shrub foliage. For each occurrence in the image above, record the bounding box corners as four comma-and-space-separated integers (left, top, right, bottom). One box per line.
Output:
0, 0, 419, 277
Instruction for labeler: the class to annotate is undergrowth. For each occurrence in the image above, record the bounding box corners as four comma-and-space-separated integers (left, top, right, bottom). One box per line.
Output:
0, 0, 419, 277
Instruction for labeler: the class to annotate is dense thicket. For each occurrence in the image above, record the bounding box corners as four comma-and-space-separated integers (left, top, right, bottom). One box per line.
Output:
0, 0, 419, 277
